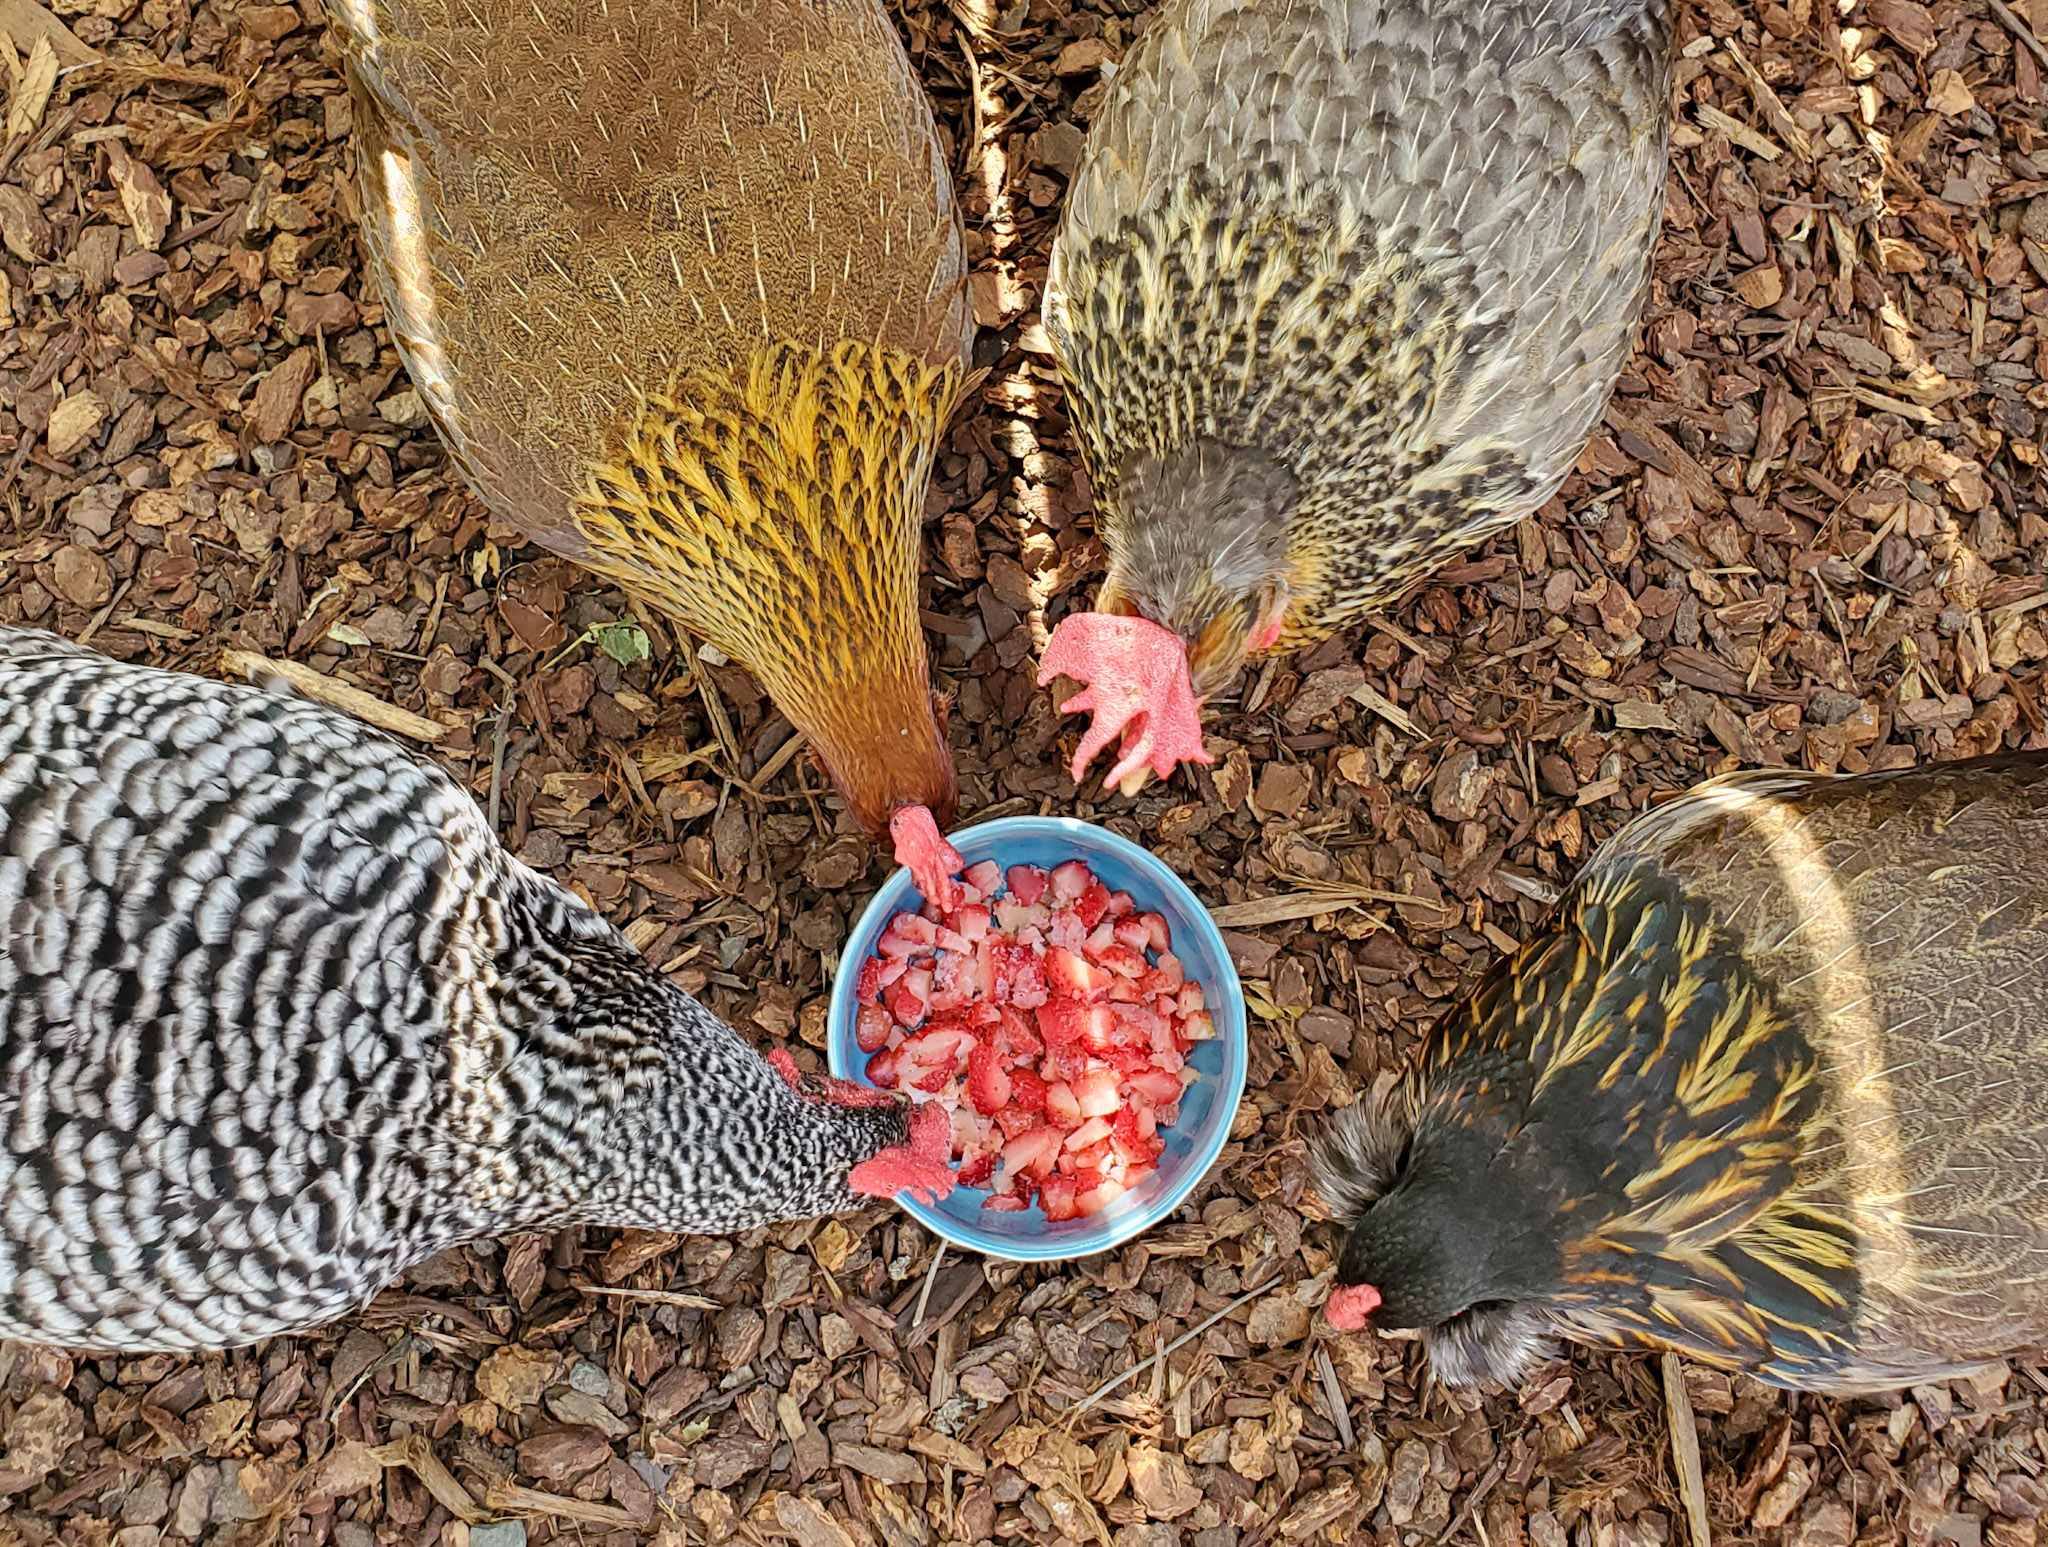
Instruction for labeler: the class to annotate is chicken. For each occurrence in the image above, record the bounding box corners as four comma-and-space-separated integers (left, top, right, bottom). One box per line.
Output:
0, 629, 952, 1353
1312, 754, 2048, 1394
1038, 0, 1674, 789
331, 0, 974, 835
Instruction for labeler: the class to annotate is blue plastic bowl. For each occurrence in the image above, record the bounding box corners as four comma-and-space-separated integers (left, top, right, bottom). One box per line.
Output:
828, 815, 1247, 1262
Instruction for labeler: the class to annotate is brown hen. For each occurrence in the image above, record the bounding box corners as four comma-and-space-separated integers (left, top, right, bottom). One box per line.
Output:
330, 0, 974, 834
1316, 754, 2048, 1394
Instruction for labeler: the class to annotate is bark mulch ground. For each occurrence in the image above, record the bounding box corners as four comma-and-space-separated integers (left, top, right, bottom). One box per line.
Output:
2, 0, 2046, 1543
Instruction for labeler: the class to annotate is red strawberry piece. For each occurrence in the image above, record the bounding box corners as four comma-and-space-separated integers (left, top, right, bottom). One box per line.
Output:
1044, 1080, 1082, 1127
1107, 890, 1136, 918
936, 926, 972, 954
953, 903, 992, 942
1139, 912, 1171, 951
1050, 860, 1092, 901
1037, 997, 1087, 1053
1001, 1125, 1064, 1181
983, 1192, 1029, 1212
964, 859, 1001, 894
1078, 1005, 1121, 1054
1039, 1175, 1080, 1222
994, 898, 1050, 933
1114, 1003, 1168, 1039
1005, 864, 1049, 904
855, 957, 887, 1004
1069, 1165, 1104, 1193
1143, 953, 1184, 994
1126, 1068, 1181, 1105
1045, 909, 1087, 951
1113, 917, 1152, 952
1107, 1045, 1153, 1074
967, 1045, 1011, 1115
993, 1103, 1037, 1139
1046, 947, 1111, 1000
1083, 920, 1117, 956
1075, 1067, 1121, 1117
1113, 1106, 1165, 1163
855, 1004, 894, 1052
865, 1045, 904, 1088
1180, 1009, 1216, 1040
1007, 1067, 1049, 1113
886, 912, 938, 949
886, 981, 927, 1029
1095, 942, 1148, 978
913, 1064, 952, 1093
998, 1006, 1043, 1061
1074, 880, 1111, 928
957, 1151, 995, 1188
1177, 982, 1206, 1016
1104, 977, 1143, 1004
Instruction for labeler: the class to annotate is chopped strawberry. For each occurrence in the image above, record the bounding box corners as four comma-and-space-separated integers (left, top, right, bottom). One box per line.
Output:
967, 1045, 1011, 1115
994, 1104, 1037, 1139
847, 847, 1214, 1217
1074, 880, 1111, 928
1095, 942, 1148, 978
1046, 947, 1112, 1000
1050, 860, 1092, 901
1039, 1175, 1080, 1222
865, 1045, 903, 1088
855, 1004, 894, 1052
1007, 1067, 1049, 1113
886, 980, 927, 1029
1001, 1125, 1064, 1181
1045, 1080, 1081, 1126
1075, 1067, 1121, 1118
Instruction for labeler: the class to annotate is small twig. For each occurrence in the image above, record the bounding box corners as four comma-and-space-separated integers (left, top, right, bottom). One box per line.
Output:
571, 1281, 718, 1311
221, 650, 446, 743
1068, 1274, 1280, 1416
912, 1243, 948, 1329
327, 1331, 414, 1423
366, 1433, 481, 1524
1663, 1352, 1713, 1547
1315, 1347, 1355, 1452
1989, 0, 2048, 68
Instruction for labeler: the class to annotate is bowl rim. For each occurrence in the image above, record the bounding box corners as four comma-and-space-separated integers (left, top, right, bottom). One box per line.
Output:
827, 813, 1248, 1262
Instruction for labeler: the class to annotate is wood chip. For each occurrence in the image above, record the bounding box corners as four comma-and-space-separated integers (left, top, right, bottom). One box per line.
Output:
4, 33, 57, 138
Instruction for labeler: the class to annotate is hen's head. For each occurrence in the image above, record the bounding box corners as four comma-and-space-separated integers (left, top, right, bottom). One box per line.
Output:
1312, 1061, 1570, 1390
1040, 438, 1295, 790
1312, 860, 1838, 1390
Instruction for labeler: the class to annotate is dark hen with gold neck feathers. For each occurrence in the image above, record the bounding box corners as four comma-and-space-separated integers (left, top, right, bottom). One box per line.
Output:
330, 0, 973, 835
1314, 754, 2048, 1394
1038, 0, 1675, 790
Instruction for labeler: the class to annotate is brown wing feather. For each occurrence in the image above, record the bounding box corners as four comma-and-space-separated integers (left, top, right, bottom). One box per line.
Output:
332, 0, 972, 549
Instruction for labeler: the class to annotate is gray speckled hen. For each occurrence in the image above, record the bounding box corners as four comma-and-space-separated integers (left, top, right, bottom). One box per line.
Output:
1037, 0, 1675, 785
0, 628, 950, 1353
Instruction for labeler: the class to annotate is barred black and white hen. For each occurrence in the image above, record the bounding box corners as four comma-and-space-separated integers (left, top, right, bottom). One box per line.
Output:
0, 628, 950, 1353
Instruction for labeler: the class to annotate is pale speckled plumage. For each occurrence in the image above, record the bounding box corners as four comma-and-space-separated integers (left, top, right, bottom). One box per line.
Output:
0, 629, 914, 1353
330, 0, 974, 833
1317, 754, 2048, 1394
1045, 0, 1673, 677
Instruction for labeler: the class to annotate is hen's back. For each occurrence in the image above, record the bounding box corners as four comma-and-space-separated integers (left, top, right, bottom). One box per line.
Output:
0, 630, 506, 1349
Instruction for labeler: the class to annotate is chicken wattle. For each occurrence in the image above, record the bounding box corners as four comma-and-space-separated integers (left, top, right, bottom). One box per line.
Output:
1037, 612, 1213, 792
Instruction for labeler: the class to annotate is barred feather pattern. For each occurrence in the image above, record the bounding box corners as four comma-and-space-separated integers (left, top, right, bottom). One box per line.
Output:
1318, 754, 2048, 1394
0, 629, 909, 1352
1046, 0, 1674, 669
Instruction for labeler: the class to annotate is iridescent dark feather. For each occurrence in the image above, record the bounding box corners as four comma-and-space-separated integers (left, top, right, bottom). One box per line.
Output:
1317, 754, 2048, 1393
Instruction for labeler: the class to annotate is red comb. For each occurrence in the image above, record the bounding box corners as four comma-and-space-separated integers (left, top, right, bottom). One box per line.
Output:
1324, 1283, 1382, 1331
848, 1099, 956, 1206
1037, 612, 1213, 789
889, 804, 964, 913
